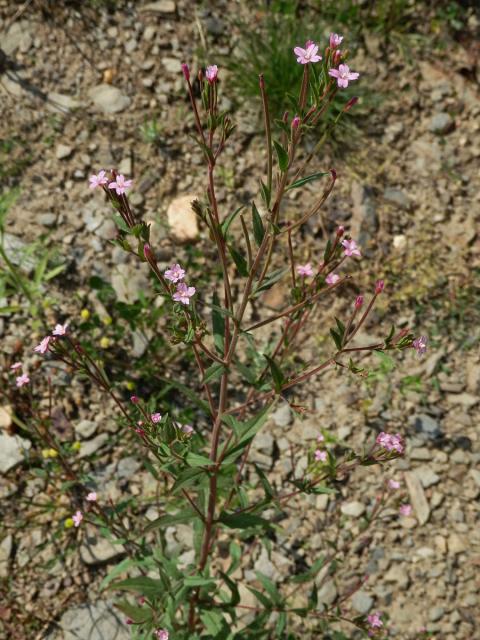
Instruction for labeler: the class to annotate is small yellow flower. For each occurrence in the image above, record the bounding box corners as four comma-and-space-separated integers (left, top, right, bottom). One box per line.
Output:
41, 449, 50, 459
80, 308, 90, 321
72, 441, 81, 452
64, 518, 74, 529
42, 448, 59, 458
100, 337, 111, 349
125, 381, 135, 391
101, 315, 112, 326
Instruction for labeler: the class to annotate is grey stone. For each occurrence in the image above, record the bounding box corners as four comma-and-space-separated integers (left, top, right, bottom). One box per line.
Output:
80, 532, 126, 566
57, 601, 129, 639
416, 466, 440, 488
3, 233, 36, 272
0, 433, 31, 473
117, 456, 141, 481
47, 92, 83, 114
141, 0, 176, 12
111, 263, 149, 304
413, 414, 442, 441
56, 144, 73, 160
405, 471, 430, 525
88, 84, 131, 114
78, 433, 109, 459
429, 606, 445, 622
350, 182, 378, 250
0, 535, 12, 578
2, 20, 32, 55
383, 187, 411, 211
429, 112, 454, 135
271, 404, 292, 428
317, 579, 337, 605
384, 565, 410, 589
74, 419, 98, 440
38, 213, 57, 227
351, 591, 374, 614
341, 501, 366, 518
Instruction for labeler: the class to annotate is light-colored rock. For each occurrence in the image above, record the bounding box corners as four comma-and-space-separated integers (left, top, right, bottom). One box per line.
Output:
47, 92, 83, 114
416, 465, 441, 488
141, 0, 176, 12
80, 532, 126, 565
405, 471, 430, 524
74, 419, 98, 440
317, 579, 337, 605
166, 195, 199, 242
111, 263, 149, 303
56, 144, 73, 160
341, 501, 366, 518
57, 601, 129, 639
429, 112, 454, 135
271, 403, 292, 428
447, 533, 467, 555
0, 433, 31, 473
0, 406, 12, 430
0, 535, 12, 578
78, 433, 109, 459
88, 84, 131, 114
351, 591, 373, 614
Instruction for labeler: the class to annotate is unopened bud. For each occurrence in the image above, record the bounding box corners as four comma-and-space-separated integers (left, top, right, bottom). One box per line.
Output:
375, 279, 385, 294
355, 295, 364, 309
143, 243, 153, 261
336, 225, 345, 236
292, 115, 300, 130
130, 395, 139, 404
344, 96, 358, 112
333, 50, 342, 65
259, 73, 265, 89
181, 63, 190, 81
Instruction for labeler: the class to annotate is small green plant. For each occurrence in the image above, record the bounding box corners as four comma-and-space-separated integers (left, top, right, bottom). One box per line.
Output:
139, 118, 164, 146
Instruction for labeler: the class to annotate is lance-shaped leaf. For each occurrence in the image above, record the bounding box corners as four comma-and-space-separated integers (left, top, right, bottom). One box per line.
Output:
286, 171, 330, 191
264, 354, 285, 393
260, 180, 271, 208
202, 362, 226, 384
218, 511, 273, 531
228, 244, 249, 277
273, 140, 289, 172
251, 201, 265, 247
144, 508, 198, 533
108, 576, 165, 598
221, 205, 245, 239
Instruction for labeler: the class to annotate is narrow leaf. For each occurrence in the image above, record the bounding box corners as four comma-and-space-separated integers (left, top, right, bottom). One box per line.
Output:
273, 140, 289, 172
228, 244, 249, 277
251, 201, 265, 247
286, 171, 330, 191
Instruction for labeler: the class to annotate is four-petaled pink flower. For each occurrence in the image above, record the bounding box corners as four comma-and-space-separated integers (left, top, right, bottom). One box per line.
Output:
177, 422, 193, 434
294, 41, 322, 65
329, 33, 343, 49
355, 295, 364, 309
297, 263, 314, 278
34, 336, 51, 354
341, 238, 362, 258
108, 174, 132, 195
16, 373, 30, 387
388, 479, 400, 490
315, 449, 327, 462
86, 492, 97, 502
10, 362, 22, 371
89, 170, 108, 189
155, 630, 169, 640
376, 432, 404, 454
367, 612, 383, 629
328, 64, 360, 88
326, 273, 340, 285
72, 510, 83, 527
173, 282, 196, 305
151, 412, 162, 423
205, 65, 218, 84
400, 504, 412, 517
52, 323, 68, 336
164, 263, 186, 283
413, 335, 428, 356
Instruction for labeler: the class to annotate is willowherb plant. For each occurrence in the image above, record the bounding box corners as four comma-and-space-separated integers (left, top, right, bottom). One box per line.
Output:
8, 33, 428, 639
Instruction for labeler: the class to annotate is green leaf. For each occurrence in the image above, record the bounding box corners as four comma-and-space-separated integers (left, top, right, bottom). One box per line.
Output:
260, 181, 271, 208
335, 317, 345, 340
115, 599, 153, 624
251, 267, 287, 297
290, 557, 325, 584
184, 575, 216, 587
221, 205, 245, 239
254, 464, 274, 500
100, 558, 142, 591
186, 452, 212, 468
112, 213, 130, 233
286, 171, 330, 191
221, 403, 272, 464
251, 201, 265, 247
273, 140, 289, 172
109, 576, 164, 598
218, 512, 273, 531
171, 467, 205, 494
212, 291, 225, 354
144, 508, 197, 533
228, 244, 249, 277
264, 355, 285, 393
157, 376, 210, 414
330, 328, 342, 351
200, 610, 224, 635
203, 362, 225, 384
219, 570, 240, 606
256, 571, 282, 605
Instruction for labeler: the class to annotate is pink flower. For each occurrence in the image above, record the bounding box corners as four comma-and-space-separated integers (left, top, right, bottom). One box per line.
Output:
400, 504, 412, 517
10, 362, 22, 371
355, 295, 364, 309
155, 630, 169, 640
375, 280, 384, 294
34, 336, 51, 354
108, 174, 132, 195
376, 432, 404, 454
86, 492, 97, 502
294, 41, 322, 65
291, 115, 300, 130
72, 510, 83, 527
52, 323, 68, 336
317, 433, 324, 442
205, 65, 218, 84
89, 170, 108, 189
135, 427, 145, 436
413, 335, 428, 356
181, 63, 190, 81
341, 238, 362, 258
314, 449, 327, 462
16, 373, 30, 387
130, 395, 139, 404
297, 263, 314, 277
328, 64, 360, 88
151, 412, 162, 423
326, 272, 340, 285
329, 33, 343, 49
388, 479, 400, 490
173, 282, 196, 305
177, 423, 194, 435
367, 612, 383, 629
164, 263, 186, 283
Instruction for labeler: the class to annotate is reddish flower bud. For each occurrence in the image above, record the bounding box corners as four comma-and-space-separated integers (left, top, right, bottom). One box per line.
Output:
344, 96, 359, 112
259, 74, 265, 89
130, 395, 139, 404
126, 618, 133, 625
375, 279, 385, 294
144, 243, 153, 261
292, 115, 300, 130
333, 50, 342, 65
336, 225, 345, 236
181, 63, 190, 81
355, 295, 364, 309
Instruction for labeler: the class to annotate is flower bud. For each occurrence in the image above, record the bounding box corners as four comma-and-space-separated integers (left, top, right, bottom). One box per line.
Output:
181, 63, 190, 81
355, 295, 364, 309
333, 50, 342, 65
292, 115, 300, 130
144, 243, 153, 261
130, 395, 139, 404
259, 74, 265, 89
344, 96, 358, 112
205, 64, 218, 84
375, 279, 385, 294
336, 225, 345, 237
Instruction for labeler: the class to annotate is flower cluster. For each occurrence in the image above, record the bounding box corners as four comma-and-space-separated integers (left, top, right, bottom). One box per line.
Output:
293, 33, 359, 89
413, 335, 428, 356
376, 432, 404, 454
89, 170, 132, 195
164, 262, 196, 305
